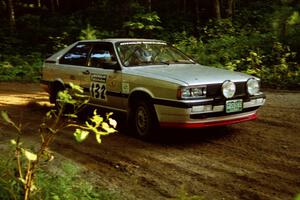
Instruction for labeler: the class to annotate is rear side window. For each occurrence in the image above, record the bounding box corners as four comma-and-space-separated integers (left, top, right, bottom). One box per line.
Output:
59, 43, 92, 66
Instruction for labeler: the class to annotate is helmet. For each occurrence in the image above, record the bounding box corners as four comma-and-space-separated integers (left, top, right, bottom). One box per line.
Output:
135, 48, 152, 62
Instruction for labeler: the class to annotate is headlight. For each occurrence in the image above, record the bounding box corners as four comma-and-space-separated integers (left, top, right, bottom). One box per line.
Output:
178, 86, 206, 99
247, 78, 260, 95
222, 80, 236, 99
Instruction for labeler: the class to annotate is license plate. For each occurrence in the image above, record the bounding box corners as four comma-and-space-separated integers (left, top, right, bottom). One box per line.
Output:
225, 99, 243, 113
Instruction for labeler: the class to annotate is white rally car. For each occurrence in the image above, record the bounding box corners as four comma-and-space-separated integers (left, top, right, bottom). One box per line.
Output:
41, 38, 266, 139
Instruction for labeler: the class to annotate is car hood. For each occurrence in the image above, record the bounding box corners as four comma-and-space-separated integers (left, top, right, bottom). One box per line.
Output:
131, 64, 255, 85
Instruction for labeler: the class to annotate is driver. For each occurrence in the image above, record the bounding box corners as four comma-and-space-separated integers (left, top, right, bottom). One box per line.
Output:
130, 48, 152, 65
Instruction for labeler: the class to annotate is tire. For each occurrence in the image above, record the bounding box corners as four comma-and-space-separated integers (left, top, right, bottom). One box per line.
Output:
131, 99, 157, 140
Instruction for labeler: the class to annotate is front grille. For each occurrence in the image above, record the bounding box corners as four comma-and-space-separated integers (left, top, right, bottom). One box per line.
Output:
206, 81, 247, 99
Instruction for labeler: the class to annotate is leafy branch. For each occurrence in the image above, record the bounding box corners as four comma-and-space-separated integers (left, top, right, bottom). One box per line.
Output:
0, 83, 117, 200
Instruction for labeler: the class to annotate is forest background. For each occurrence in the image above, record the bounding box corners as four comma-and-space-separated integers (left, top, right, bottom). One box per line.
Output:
0, 0, 299, 89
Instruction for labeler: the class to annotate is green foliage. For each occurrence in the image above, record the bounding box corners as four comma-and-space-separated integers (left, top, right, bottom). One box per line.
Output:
83, 110, 117, 143
0, 0, 299, 88
49, 32, 70, 52
79, 24, 97, 40
78, 24, 117, 41
225, 50, 265, 74
295, 193, 300, 200
123, 11, 162, 37
35, 161, 120, 200
271, 6, 299, 39
0, 154, 120, 200
264, 42, 299, 88
74, 129, 90, 142
173, 33, 207, 64
1, 111, 16, 127
201, 19, 236, 40
0, 84, 117, 199
175, 15, 299, 89
224, 42, 299, 88
287, 11, 300, 26
95, 30, 117, 39
265, 3, 300, 58
0, 151, 24, 200
0, 53, 43, 82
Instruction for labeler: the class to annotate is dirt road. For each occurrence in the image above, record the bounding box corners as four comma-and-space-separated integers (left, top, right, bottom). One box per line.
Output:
0, 83, 299, 200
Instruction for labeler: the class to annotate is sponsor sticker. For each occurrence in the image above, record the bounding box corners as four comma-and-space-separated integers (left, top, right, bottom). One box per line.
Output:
91, 74, 107, 83
122, 82, 130, 94
119, 41, 166, 45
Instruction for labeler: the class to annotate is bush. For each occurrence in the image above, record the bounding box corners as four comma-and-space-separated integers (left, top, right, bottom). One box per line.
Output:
35, 161, 120, 200
0, 152, 120, 200
0, 53, 43, 82
174, 18, 299, 89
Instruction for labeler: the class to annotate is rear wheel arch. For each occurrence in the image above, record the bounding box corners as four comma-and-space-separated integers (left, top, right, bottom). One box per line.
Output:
49, 79, 65, 103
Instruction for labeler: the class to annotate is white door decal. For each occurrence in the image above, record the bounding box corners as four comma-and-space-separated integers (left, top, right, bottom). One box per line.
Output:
90, 82, 107, 101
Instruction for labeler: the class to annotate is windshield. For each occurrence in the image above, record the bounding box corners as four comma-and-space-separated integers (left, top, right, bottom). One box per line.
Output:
116, 41, 195, 67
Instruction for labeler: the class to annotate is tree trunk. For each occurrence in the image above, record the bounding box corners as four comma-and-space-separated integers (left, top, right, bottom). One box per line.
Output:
279, 15, 289, 40
148, 0, 151, 12
36, 0, 41, 8
212, 0, 221, 19
194, 0, 200, 25
193, 0, 201, 34
225, 0, 235, 18
183, 0, 186, 13
6, 0, 15, 33
1, 0, 6, 9
50, 0, 55, 13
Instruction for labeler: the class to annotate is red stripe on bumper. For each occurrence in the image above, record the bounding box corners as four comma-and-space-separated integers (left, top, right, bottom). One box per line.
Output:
160, 113, 257, 128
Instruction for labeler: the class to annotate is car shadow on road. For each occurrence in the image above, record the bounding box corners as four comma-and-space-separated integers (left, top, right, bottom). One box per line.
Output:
81, 106, 238, 146
147, 126, 236, 145
2, 102, 237, 147
113, 119, 237, 146
29, 103, 236, 146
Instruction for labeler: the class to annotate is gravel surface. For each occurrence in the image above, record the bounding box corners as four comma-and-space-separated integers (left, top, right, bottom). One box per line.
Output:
0, 83, 299, 200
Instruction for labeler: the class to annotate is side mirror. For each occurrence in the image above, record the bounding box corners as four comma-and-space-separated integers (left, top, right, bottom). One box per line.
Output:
103, 61, 121, 70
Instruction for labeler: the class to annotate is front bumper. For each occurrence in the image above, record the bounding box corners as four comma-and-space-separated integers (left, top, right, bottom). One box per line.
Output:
154, 94, 265, 128
159, 110, 257, 128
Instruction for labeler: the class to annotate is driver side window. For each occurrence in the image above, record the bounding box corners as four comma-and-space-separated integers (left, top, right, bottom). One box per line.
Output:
89, 43, 116, 68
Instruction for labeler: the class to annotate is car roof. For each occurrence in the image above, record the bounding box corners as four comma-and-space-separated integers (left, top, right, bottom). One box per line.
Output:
78, 38, 165, 44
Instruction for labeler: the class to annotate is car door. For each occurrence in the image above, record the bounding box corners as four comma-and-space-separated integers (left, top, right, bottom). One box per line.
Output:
81, 42, 125, 111
57, 42, 93, 86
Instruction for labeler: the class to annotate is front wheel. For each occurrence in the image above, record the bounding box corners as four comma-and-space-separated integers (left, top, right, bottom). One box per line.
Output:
132, 100, 157, 140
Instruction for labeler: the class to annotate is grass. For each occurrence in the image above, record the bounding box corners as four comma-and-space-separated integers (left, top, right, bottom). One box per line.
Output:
0, 142, 121, 200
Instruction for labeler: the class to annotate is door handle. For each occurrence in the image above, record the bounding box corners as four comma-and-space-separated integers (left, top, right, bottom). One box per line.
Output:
82, 70, 90, 75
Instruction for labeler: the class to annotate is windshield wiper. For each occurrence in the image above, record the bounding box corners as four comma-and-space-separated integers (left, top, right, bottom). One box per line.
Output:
158, 61, 170, 65
173, 59, 195, 64
156, 60, 193, 65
